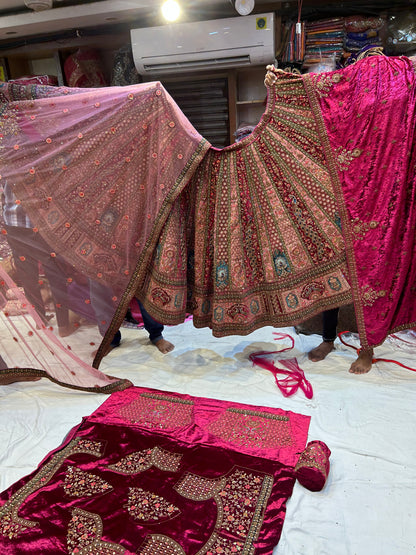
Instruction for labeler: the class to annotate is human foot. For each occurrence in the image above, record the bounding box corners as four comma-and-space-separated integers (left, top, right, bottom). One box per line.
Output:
349, 349, 374, 374
308, 341, 334, 362
153, 338, 174, 354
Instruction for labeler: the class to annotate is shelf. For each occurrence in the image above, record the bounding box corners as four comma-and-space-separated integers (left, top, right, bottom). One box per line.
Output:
236, 99, 266, 105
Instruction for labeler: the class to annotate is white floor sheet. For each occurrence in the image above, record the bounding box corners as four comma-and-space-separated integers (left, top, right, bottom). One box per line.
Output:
1, 320, 415, 554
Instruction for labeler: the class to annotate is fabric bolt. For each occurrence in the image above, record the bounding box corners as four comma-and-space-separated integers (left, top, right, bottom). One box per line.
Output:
0, 55, 415, 391
0, 386, 329, 554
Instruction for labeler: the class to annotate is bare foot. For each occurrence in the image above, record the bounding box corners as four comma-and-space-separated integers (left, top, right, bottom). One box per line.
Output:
58, 323, 79, 337
308, 341, 334, 362
153, 338, 174, 354
349, 349, 374, 374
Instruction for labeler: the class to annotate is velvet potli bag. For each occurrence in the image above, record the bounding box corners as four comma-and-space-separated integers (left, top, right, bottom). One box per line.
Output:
295, 440, 331, 492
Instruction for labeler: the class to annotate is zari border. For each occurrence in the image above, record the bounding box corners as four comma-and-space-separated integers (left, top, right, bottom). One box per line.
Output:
93, 138, 211, 368
0, 437, 103, 539
302, 74, 369, 349
0, 367, 131, 393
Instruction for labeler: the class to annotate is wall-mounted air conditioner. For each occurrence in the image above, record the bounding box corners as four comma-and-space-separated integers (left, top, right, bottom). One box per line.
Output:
131, 12, 275, 75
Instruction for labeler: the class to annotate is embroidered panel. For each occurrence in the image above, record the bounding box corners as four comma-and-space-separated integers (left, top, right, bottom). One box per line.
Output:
118, 392, 193, 430
63, 466, 113, 498
108, 446, 183, 475
208, 408, 293, 449
0, 437, 104, 540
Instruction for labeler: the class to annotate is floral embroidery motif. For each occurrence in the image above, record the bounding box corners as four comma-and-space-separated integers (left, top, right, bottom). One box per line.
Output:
201, 532, 245, 554
175, 467, 273, 551
208, 408, 292, 449
295, 442, 329, 475
140, 534, 186, 554
328, 276, 342, 291
285, 293, 299, 309
351, 218, 379, 240
0, 437, 105, 539
0, 512, 37, 540
67, 508, 126, 554
273, 250, 291, 277
301, 281, 325, 300
150, 287, 171, 306
335, 147, 362, 171
226, 303, 249, 322
63, 466, 113, 497
175, 474, 226, 501
107, 446, 182, 474
314, 72, 342, 96
126, 488, 180, 522
118, 393, 193, 429
216, 261, 229, 288
361, 285, 386, 307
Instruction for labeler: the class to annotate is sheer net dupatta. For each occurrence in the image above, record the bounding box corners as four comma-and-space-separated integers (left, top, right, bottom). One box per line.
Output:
0, 81, 209, 391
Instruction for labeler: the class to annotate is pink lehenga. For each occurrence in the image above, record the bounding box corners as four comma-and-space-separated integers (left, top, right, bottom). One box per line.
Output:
0, 54, 415, 391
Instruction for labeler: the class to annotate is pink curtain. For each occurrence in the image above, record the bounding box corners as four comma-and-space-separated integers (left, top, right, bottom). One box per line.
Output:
303, 55, 416, 348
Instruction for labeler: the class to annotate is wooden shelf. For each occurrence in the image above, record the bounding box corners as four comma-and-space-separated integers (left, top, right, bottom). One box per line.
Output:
236, 99, 266, 105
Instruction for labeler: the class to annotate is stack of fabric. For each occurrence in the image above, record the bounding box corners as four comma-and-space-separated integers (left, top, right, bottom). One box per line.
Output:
281, 21, 306, 65
303, 17, 345, 70
344, 15, 385, 57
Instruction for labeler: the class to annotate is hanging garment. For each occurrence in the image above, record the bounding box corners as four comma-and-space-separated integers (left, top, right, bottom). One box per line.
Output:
0, 386, 330, 554
0, 55, 415, 391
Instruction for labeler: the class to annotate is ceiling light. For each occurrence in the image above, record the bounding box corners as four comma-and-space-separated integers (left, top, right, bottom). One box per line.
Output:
24, 0, 53, 10
161, 0, 181, 22
235, 0, 255, 16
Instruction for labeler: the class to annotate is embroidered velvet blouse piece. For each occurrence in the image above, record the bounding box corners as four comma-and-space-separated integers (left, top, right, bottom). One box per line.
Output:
0, 386, 330, 553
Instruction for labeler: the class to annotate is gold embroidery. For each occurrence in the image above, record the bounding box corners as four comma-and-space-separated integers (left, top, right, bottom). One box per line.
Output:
0, 437, 104, 539
314, 72, 342, 96
108, 445, 182, 475
67, 508, 126, 554
208, 408, 292, 449
140, 534, 186, 554
362, 285, 386, 307
126, 487, 180, 522
63, 466, 113, 497
175, 467, 273, 554
118, 393, 193, 429
351, 218, 379, 240
336, 147, 362, 171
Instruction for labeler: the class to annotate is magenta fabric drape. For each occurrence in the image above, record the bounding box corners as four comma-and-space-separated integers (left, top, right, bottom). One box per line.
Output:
303, 55, 416, 348
0, 386, 322, 554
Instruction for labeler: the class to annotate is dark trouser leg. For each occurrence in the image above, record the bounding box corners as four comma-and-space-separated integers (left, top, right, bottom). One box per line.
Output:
5, 226, 47, 322
89, 280, 120, 346
322, 308, 339, 342
36, 243, 70, 329
6, 225, 70, 328
137, 299, 164, 343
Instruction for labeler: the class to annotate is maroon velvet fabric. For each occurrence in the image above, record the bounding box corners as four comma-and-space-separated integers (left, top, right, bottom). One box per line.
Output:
0, 387, 315, 554
295, 440, 331, 492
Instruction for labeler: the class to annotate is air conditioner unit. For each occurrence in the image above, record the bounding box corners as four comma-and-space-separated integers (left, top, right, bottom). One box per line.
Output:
131, 12, 275, 76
